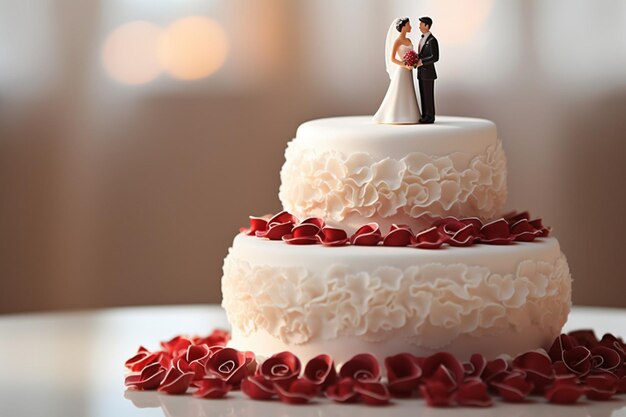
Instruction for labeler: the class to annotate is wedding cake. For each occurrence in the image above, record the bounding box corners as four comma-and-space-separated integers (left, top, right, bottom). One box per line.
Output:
221, 116, 572, 363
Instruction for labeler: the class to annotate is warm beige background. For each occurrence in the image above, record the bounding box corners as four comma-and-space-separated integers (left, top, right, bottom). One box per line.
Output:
1, 1, 625, 313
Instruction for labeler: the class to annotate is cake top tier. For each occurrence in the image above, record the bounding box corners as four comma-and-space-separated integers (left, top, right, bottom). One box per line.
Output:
279, 115, 507, 232
295, 116, 496, 163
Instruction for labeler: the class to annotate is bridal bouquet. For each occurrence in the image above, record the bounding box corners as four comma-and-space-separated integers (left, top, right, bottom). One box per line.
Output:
402, 50, 419, 68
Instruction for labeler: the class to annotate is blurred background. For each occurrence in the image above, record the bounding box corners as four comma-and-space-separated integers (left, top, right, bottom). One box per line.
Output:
1, 0, 625, 314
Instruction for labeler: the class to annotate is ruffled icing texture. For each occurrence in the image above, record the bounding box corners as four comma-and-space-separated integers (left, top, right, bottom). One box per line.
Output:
221, 253, 571, 350
278, 139, 507, 226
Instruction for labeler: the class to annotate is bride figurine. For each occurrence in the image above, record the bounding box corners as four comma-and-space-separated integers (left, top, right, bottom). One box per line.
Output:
373, 17, 421, 124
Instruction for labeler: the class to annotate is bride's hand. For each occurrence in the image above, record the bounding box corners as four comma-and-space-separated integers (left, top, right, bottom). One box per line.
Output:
404, 65, 413, 70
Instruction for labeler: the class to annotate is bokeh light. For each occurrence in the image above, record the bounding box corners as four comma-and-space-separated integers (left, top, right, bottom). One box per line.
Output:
158, 16, 229, 81
101, 21, 163, 85
424, 0, 494, 46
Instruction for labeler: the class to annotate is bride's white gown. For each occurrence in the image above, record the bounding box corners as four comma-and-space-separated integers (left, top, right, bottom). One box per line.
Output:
373, 43, 421, 124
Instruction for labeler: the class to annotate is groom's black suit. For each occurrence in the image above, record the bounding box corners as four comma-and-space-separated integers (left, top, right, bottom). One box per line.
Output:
417, 33, 439, 123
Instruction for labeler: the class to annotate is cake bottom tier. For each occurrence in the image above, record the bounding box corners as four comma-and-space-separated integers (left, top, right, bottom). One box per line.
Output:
222, 234, 571, 363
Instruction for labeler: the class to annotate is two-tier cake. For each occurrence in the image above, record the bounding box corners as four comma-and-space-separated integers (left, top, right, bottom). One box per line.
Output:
221, 116, 571, 363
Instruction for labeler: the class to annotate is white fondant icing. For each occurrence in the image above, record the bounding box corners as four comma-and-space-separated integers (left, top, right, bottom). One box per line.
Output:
221, 235, 572, 361
279, 116, 507, 232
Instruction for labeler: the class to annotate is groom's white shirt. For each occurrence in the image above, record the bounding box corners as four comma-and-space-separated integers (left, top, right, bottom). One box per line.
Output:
418, 31, 431, 52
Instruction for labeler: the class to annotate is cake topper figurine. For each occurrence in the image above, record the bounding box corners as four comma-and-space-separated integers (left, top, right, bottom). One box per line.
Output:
417, 17, 438, 124
373, 16, 439, 125
373, 17, 421, 125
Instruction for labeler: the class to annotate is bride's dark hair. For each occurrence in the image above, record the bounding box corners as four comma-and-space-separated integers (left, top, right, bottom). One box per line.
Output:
396, 17, 409, 32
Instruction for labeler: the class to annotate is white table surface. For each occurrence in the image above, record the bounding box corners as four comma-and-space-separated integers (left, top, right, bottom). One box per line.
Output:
0, 305, 625, 417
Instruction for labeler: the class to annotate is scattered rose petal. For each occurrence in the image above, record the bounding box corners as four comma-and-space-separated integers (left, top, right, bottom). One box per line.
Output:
544, 378, 585, 404
463, 353, 487, 379
239, 216, 268, 236
193, 377, 231, 399
510, 219, 541, 242
326, 377, 359, 403
125, 362, 166, 390
206, 348, 250, 387
563, 346, 592, 377
491, 372, 534, 402
354, 381, 391, 405
420, 380, 455, 407
275, 378, 317, 404
241, 375, 276, 400
590, 346, 622, 372
300, 217, 325, 228
480, 219, 514, 244
455, 378, 492, 407
585, 373, 618, 401
512, 350, 555, 393
446, 224, 475, 247
350, 223, 382, 246
319, 227, 349, 247
412, 227, 446, 249
157, 366, 194, 395
421, 352, 465, 389
382, 225, 413, 247
193, 329, 230, 347
283, 223, 321, 245
481, 357, 509, 385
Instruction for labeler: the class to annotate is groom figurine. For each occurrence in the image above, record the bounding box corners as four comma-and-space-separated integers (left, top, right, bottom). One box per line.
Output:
416, 17, 439, 124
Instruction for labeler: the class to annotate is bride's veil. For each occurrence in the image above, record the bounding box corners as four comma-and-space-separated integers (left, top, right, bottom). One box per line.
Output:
384, 18, 401, 79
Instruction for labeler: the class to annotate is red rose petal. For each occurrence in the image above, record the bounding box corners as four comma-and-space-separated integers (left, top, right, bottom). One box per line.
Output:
412, 227, 446, 249
300, 217, 325, 228
241, 375, 276, 400
326, 377, 359, 403
192, 329, 230, 347
125, 362, 167, 390
303, 354, 338, 390
354, 381, 391, 405
240, 216, 268, 236
481, 357, 509, 384
512, 351, 555, 393
459, 217, 483, 235
422, 352, 465, 388
267, 211, 298, 226
432, 217, 466, 235
463, 353, 487, 379
511, 219, 541, 242
419, 380, 455, 407
157, 366, 194, 395
275, 378, 317, 404
504, 211, 530, 224
548, 334, 576, 363
161, 335, 193, 356
590, 346, 621, 371
339, 353, 381, 382
193, 377, 231, 399
446, 224, 475, 247
585, 373, 618, 401
480, 219, 514, 245
256, 221, 294, 240
382, 225, 413, 247
544, 379, 585, 404
319, 227, 349, 247
491, 372, 534, 402
350, 223, 382, 246
385, 353, 422, 397
206, 348, 250, 387
455, 378, 492, 407
563, 346, 592, 377
529, 218, 550, 237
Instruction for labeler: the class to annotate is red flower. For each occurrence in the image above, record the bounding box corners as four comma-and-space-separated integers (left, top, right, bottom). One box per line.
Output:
157, 366, 194, 395
382, 225, 413, 247
463, 353, 487, 379
193, 377, 231, 399
125, 346, 161, 372
459, 217, 483, 235
585, 373, 618, 401
184, 344, 211, 380
300, 217, 325, 228
303, 354, 338, 390
385, 353, 422, 397
239, 216, 269, 236
598, 333, 626, 361
454, 378, 492, 407
283, 223, 321, 245
568, 329, 598, 349
562, 346, 593, 377
319, 227, 349, 246
420, 380, 455, 407
256, 211, 297, 240
421, 352, 465, 389
512, 351, 555, 393
125, 362, 167, 390
259, 351, 302, 386
491, 371, 534, 402
241, 375, 276, 400
529, 218, 550, 237
504, 211, 530, 224
480, 219, 514, 245
412, 227, 446, 249
480, 357, 509, 385
446, 224, 476, 247
339, 353, 381, 382
206, 348, 252, 387
326, 377, 359, 403
192, 329, 230, 347
350, 223, 382, 246
544, 377, 586, 404
354, 381, 391, 405
548, 334, 576, 362
274, 378, 317, 404
161, 335, 193, 356
510, 219, 542, 242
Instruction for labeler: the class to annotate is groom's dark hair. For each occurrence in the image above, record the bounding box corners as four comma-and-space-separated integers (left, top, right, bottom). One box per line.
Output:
419, 16, 433, 28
